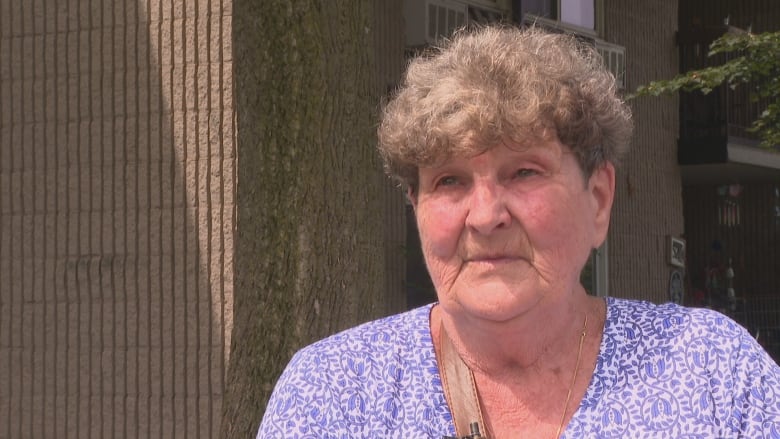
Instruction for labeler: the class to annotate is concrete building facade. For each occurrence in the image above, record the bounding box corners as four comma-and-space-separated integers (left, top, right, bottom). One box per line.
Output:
0, 1, 235, 437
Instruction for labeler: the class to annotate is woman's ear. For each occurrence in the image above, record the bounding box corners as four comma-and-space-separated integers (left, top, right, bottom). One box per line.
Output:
407, 186, 418, 210
588, 162, 616, 248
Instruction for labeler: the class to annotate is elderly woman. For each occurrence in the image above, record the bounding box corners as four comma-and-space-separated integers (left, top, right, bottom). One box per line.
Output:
258, 25, 780, 438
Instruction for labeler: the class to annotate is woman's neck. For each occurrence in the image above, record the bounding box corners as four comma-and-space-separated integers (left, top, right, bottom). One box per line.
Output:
431, 294, 605, 378
430, 294, 607, 437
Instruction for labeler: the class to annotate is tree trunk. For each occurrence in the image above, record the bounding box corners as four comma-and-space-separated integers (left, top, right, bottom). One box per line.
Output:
222, 1, 393, 437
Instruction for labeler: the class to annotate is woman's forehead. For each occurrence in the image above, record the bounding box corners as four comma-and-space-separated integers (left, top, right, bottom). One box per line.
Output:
425, 138, 568, 170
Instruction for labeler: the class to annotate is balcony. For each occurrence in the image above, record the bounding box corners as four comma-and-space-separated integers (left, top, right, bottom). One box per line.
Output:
676, 25, 780, 184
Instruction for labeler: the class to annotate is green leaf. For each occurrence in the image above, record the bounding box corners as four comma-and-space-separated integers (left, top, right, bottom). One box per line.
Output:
632, 30, 780, 148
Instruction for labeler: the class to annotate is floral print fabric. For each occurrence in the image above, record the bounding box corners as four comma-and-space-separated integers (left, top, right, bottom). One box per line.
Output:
258, 298, 780, 438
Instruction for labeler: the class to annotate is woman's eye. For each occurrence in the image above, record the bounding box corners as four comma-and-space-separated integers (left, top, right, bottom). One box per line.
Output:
515, 168, 537, 178
437, 176, 459, 187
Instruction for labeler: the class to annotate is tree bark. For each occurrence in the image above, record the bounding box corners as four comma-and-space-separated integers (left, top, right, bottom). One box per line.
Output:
222, 1, 393, 437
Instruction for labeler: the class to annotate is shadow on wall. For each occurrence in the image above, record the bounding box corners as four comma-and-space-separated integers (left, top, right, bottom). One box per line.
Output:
0, 1, 234, 437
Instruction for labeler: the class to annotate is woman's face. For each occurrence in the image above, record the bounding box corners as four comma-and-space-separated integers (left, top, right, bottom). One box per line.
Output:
411, 137, 615, 322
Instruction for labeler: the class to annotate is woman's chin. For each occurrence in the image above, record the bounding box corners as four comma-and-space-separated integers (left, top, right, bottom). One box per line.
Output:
451, 286, 543, 323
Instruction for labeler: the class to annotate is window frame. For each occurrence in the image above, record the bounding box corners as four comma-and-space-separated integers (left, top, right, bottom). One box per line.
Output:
519, 0, 604, 38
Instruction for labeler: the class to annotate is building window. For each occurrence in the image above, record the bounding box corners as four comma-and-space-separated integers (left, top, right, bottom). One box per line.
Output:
519, 0, 625, 89
519, 0, 601, 36
405, 0, 510, 48
561, 0, 594, 29
519, 0, 558, 21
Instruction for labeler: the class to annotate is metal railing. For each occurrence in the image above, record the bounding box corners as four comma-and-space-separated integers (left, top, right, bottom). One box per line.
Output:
730, 294, 780, 363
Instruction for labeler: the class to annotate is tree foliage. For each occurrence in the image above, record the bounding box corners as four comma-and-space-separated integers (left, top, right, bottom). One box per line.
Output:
631, 30, 780, 148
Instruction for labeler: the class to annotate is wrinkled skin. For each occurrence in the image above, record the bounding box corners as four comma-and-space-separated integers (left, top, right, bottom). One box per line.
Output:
410, 137, 615, 326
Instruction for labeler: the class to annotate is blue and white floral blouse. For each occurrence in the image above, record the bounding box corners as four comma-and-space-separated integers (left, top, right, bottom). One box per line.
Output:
258, 298, 780, 438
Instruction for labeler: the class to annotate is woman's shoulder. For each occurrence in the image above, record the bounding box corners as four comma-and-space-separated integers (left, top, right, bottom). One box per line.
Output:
259, 304, 447, 437
606, 297, 747, 342
276, 303, 437, 391
575, 298, 780, 437
600, 297, 765, 373
298, 303, 434, 358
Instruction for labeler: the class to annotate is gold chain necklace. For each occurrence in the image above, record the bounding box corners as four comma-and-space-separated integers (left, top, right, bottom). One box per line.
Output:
554, 314, 588, 439
438, 312, 590, 439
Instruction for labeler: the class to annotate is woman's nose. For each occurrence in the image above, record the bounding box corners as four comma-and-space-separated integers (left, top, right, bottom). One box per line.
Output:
464, 180, 511, 235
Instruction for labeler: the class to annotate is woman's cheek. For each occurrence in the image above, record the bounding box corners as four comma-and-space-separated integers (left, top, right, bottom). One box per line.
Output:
417, 206, 463, 253
418, 226, 461, 288
517, 192, 572, 239
425, 256, 459, 289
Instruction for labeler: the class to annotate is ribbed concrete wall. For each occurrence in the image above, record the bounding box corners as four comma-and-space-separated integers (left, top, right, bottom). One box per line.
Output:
605, 0, 685, 302
0, 1, 235, 437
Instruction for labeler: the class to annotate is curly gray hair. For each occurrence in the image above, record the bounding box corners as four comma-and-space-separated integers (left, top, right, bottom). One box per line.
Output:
377, 25, 633, 191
